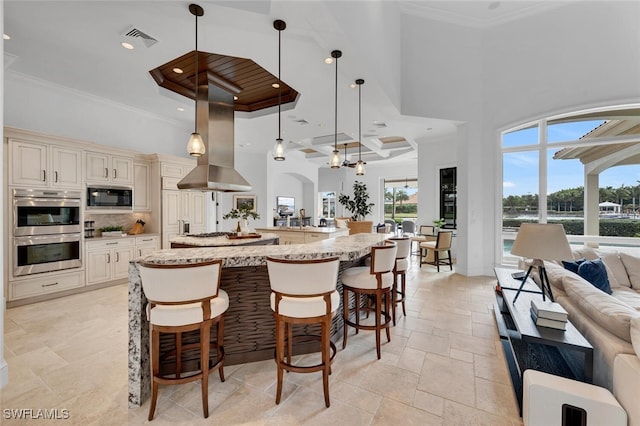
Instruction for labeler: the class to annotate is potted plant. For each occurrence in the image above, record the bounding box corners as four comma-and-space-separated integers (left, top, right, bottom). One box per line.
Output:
338, 181, 375, 234
223, 203, 260, 234
433, 218, 446, 232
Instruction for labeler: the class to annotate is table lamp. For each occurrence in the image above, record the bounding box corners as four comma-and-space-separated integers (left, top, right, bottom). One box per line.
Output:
510, 223, 572, 304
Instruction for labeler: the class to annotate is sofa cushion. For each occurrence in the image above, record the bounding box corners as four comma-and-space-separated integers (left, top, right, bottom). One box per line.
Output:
632, 316, 640, 358
562, 274, 637, 342
611, 287, 640, 311
599, 251, 631, 288
577, 259, 612, 295
620, 252, 640, 290
572, 246, 599, 261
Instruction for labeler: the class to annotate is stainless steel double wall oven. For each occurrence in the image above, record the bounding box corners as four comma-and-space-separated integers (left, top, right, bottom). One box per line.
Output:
13, 189, 82, 276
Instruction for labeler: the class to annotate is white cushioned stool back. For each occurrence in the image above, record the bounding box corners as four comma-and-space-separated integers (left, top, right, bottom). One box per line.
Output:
419, 225, 435, 235
267, 257, 340, 295
436, 231, 453, 250
388, 237, 411, 259
370, 243, 397, 274
139, 260, 222, 303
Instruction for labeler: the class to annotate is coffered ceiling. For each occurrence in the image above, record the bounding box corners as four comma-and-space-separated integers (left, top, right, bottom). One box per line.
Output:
3, 1, 567, 165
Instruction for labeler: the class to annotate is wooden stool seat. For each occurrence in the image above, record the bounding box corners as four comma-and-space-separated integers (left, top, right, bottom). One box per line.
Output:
266, 256, 340, 408
139, 260, 227, 421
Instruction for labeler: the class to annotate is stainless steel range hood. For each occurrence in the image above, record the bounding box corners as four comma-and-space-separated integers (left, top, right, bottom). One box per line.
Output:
178, 81, 251, 192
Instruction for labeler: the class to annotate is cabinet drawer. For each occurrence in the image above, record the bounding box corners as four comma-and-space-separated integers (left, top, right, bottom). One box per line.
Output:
86, 238, 135, 250
10, 271, 84, 300
135, 235, 159, 246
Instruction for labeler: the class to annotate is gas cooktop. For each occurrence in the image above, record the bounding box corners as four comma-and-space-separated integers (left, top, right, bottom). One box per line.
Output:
186, 232, 234, 238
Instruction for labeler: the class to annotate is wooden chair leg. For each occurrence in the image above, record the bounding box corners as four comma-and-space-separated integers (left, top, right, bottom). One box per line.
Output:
435, 251, 440, 272
342, 288, 349, 349
392, 274, 398, 326
275, 317, 284, 404
400, 272, 407, 317
322, 318, 330, 408
217, 317, 225, 382
286, 322, 293, 366
355, 291, 360, 334
200, 322, 211, 418
148, 328, 160, 421
375, 290, 382, 360
384, 290, 391, 343
448, 250, 453, 270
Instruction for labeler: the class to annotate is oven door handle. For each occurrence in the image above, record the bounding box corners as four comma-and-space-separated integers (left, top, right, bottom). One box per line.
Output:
14, 234, 81, 246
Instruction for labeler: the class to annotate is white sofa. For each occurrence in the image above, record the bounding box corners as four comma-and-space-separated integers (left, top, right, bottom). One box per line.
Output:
540, 247, 640, 426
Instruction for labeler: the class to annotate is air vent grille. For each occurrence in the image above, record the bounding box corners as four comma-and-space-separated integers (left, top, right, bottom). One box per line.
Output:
121, 26, 158, 48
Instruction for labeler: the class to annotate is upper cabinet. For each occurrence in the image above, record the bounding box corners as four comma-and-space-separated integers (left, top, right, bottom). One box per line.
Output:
85, 151, 133, 185
133, 161, 150, 211
9, 139, 83, 189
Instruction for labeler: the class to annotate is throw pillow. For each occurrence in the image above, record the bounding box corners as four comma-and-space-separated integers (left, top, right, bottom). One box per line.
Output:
562, 258, 586, 274
620, 252, 640, 289
577, 258, 612, 295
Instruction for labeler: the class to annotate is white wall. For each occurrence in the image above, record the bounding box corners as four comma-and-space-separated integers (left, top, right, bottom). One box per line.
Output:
1, 0, 8, 389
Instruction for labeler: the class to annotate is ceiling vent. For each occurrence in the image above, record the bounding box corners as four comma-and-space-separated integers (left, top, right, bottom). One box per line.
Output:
121, 25, 158, 48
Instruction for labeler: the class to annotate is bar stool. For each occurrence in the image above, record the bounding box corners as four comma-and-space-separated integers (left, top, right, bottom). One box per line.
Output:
387, 236, 411, 325
266, 256, 340, 408
420, 230, 453, 271
138, 260, 228, 421
342, 242, 397, 359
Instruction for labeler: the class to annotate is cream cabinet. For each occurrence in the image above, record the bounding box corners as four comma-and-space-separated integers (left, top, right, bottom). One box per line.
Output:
133, 161, 150, 211
8, 270, 84, 302
134, 235, 160, 258
255, 228, 349, 245
85, 151, 133, 185
85, 238, 135, 285
161, 184, 206, 248
9, 139, 82, 189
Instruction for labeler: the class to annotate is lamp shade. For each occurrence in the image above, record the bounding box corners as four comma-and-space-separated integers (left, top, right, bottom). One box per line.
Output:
511, 223, 572, 261
187, 132, 205, 157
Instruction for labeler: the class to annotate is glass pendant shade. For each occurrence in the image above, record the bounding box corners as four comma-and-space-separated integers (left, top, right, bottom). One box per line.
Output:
355, 160, 365, 175
187, 132, 205, 157
273, 138, 286, 161
330, 150, 341, 168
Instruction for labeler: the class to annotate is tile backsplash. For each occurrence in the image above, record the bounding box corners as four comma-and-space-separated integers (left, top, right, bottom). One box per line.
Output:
85, 213, 151, 235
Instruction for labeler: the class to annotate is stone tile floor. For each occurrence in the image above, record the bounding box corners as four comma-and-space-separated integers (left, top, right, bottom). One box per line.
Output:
2, 258, 522, 425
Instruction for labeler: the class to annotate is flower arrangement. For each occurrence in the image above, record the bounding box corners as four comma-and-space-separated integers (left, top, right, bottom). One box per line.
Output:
222, 204, 260, 221
433, 218, 446, 228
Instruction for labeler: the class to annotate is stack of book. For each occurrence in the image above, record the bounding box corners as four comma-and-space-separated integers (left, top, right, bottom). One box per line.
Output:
530, 299, 568, 330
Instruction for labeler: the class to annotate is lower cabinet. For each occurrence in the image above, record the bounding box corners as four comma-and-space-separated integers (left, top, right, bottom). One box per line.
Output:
8, 270, 84, 301
86, 238, 135, 286
134, 235, 160, 258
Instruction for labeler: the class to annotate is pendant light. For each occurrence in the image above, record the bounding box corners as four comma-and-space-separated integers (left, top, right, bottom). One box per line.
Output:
272, 19, 286, 161
330, 50, 342, 169
186, 4, 206, 157
355, 78, 366, 176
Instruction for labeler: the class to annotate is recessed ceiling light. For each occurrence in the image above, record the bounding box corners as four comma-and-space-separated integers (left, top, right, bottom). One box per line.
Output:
177, 107, 185, 112
350, 83, 356, 89
121, 41, 134, 50
173, 67, 183, 74
272, 83, 280, 89
3, 33, 10, 40
233, 96, 238, 100
324, 57, 333, 64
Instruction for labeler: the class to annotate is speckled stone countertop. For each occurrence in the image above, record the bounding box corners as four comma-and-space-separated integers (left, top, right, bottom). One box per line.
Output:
254, 226, 347, 234
139, 232, 388, 267
170, 232, 279, 247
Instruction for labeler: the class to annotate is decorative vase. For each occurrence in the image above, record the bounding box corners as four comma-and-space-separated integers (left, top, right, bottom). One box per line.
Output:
240, 219, 249, 235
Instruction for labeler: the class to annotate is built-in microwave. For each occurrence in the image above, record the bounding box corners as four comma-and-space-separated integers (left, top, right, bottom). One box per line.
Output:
86, 186, 133, 210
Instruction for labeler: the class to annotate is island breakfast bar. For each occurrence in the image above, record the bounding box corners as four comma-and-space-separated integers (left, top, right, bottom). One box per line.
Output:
128, 232, 389, 406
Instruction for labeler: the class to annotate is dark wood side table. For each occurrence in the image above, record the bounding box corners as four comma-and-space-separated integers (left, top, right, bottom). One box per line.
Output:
493, 267, 594, 414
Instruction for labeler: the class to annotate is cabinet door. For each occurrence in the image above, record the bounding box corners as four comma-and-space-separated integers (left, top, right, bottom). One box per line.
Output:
133, 162, 150, 211
86, 248, 111, 285
136, 244, 157, 258
113, 247, 135, 280
112, 155, 133, 185
162, 190, 181, 233
188, 191, 206, 230
51, 146, 82, 188
10, 140, 48, 187
85, 152, 110, 182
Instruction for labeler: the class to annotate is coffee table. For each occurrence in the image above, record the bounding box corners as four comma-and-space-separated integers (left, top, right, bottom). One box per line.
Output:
493, 267, 594, 413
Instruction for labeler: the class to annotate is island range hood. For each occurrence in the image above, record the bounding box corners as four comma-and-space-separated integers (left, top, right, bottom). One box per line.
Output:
149, 50, 299, 193
177, 80, 251, 192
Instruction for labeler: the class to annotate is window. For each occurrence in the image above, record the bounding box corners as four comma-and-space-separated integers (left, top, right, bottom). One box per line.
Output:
384, 178, 418, 224
500, 108, 640, 264
439, 167, 457, 228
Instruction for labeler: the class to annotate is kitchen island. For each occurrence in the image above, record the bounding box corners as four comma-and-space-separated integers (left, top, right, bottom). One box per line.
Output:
170, 232, 280, 248
254, 226, 349, 245
128, 233, 388, 406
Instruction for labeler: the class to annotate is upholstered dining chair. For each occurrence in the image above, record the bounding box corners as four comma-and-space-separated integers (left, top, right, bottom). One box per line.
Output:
401, 220, 416, 236
412, 225, 436, 256
266, 256, 340, 408
138, 260, 228, 421
419, 231, 453, 271
342, 242, 397, 359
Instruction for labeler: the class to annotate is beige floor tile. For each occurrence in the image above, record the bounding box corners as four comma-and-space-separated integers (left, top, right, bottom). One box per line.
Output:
475, 377, 521, 420
372, 397, 443, 426
406, 330, 450, 356
443, 400, 515, 426
473, 353, 511, 385
413, 389, 445, 417
418, 353, 475, 407
397, 346, 426, 374
330, 379, 383, 413
449, 348, 474, 363
449, 331, 497, 357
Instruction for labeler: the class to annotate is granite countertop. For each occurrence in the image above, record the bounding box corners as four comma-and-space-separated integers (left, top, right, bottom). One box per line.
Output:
170, 232, 279, 247
254, 226, 347, 234
137, 233, 388, 267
